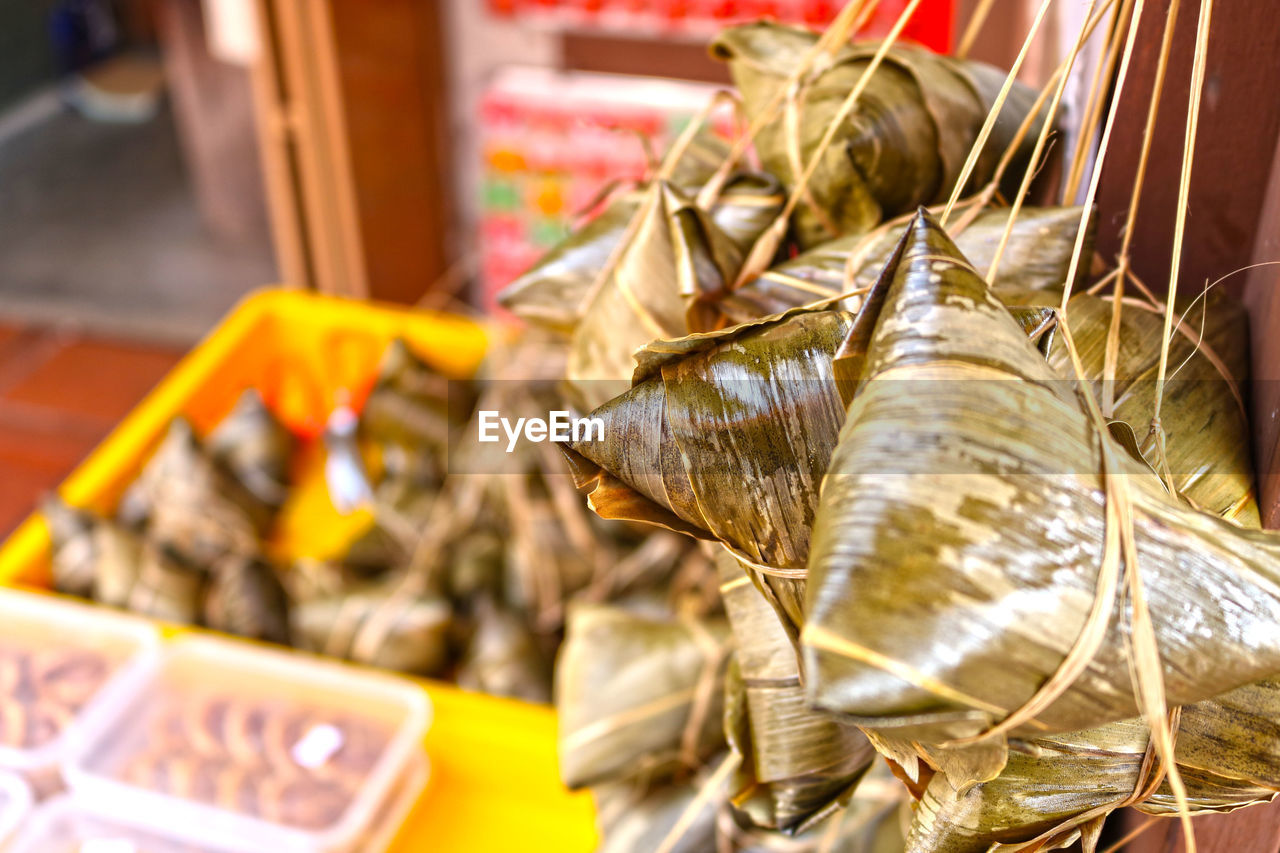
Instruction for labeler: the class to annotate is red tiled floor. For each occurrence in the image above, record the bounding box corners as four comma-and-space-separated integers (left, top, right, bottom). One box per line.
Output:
0, 326, 60, 395
0, 404, 106, 472
0, 461, 70, 535
4, 337, 183, 424
0, 329, 184, 537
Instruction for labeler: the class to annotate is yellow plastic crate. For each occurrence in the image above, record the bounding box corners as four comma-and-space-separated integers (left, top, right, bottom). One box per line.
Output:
0, 289, 597, 852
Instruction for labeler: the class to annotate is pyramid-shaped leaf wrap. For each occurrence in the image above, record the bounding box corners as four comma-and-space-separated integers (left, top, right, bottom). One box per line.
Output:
803, 209, 1280, 740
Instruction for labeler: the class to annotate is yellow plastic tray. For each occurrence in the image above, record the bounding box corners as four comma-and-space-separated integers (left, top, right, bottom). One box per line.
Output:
0, 289, 597, 852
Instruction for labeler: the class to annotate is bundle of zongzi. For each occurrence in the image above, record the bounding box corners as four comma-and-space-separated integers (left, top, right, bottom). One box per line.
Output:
498, 129, 783, 336
706, 206, 1090, 329
289, 576, 452, 676
720, 552, 875, 833
711, 24, 1045, 248
557, 603, 731, 789
803, 209, 1280, 744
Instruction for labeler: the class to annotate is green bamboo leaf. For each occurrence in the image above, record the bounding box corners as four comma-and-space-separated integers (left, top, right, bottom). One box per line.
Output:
803, 209, 1280, 745
556, 603, 730, 790
711, 24, 1045, 248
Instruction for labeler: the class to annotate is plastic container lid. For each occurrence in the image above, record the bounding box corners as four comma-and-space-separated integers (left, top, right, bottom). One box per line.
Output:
9, 753, 426, 853
65, 636, 430, 853
0, 589, 160, 791
0, 771, 33, 846
9, 794, 247, 852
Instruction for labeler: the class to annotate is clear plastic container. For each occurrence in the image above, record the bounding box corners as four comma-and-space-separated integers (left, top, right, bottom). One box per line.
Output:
11, 754, 425, 853
65, 636, 431, 853
0, 771, 33, 846
9, 795, 243, 852
0, 589, 160, 796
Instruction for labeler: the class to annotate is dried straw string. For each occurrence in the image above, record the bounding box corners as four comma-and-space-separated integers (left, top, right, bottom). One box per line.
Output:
986, 0, 1104, 285
695, 0, 877, 210
955, 0, 998, 60
938, 0, 1055, 226
771, 0, 1118, 310
991, 707, 1178, 853
1151, 0, 1215, 486
824, 29, 1091, 298
945, 52, 1067, 224
654, 752, 742, 853
1117, 6, 1217, 840
1087, 260, 1244, 419
1164, 261, 1280, 406
733, 0, 925, 288
1100, 0, 1183, 417
1100, 293, 1246, 420
1058, 0, 1150, 314
1046, 0, 1201, 821
780, 0, 884, 239
943, 0, 1119, 235
573, 90, 739, 328
1064, 0, 1134, 202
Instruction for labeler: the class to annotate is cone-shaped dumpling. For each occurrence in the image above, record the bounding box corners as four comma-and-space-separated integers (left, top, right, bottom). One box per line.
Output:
567, 180, 766, 411
361, 338, 454, 454
719, 553, 876, 834
803, 209, 1280, 741
903, 336, 1272, 851
289, 577, 452, 675
591, 765, 725, 853
556, 604, 730, 789
497, 131, 782, 335
709, 206, 1092, 329
1046, 290, 1258, 526
203, 553, 291, 645
116, 418, 264, 566
711, 24, 1044, 248
43, 496, 99, 598
206, 389, 294, 513
908, 683, 1280, 853
725, 761, 908, 853
457, 596, 552, 703
565, 238, 1061, 640
85, 519, 206, 624
565, 304, 856, 639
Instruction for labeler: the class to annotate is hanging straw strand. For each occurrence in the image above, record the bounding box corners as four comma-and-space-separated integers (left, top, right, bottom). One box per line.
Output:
1152, 0, 1215, 471
956, 0, 999, 60
1064, 0, 1134, 202
987, 0, 1103, 285
1059, 0, 1151, 312
696, 0, 875, 209
939, 0, 1055, 226
1100, 0, 1182, 417
734, 0, 925, 288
